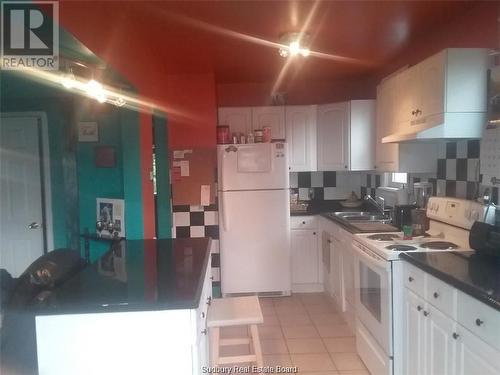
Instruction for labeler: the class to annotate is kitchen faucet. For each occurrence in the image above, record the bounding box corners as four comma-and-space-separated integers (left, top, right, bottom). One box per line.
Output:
364, 194, 386, 216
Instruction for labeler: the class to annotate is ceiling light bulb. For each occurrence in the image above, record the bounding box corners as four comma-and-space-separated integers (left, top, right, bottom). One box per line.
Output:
300, 48, 310, 57
279, 48, 289, 57
289, 41, 300, 56
113, 96, 126, 107
86, 79, 106, 103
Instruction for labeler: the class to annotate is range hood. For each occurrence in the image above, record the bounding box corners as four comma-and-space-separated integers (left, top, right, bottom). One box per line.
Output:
382, 112, 487, 143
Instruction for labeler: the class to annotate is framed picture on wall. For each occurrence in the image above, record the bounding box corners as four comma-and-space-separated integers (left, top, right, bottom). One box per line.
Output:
78, 121, 99, 142
96, 198, 126, 238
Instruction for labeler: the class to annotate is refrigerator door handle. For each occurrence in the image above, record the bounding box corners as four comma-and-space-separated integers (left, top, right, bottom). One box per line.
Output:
221, 193, 229, 231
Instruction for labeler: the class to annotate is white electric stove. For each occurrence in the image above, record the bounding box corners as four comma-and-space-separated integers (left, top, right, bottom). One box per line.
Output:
351, 197, 496, 375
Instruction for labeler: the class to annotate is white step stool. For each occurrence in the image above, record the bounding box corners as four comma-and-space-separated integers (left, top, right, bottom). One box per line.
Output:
207, 296, 264, 367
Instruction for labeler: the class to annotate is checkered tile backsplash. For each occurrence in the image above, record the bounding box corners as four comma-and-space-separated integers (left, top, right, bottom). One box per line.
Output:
290, 171, 374, 200
434, 140, 498, 204
172, 204, 221, 295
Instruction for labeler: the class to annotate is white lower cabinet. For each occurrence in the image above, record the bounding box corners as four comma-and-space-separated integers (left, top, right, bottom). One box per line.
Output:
290, 216, 322, 292
402, 263, 500, 375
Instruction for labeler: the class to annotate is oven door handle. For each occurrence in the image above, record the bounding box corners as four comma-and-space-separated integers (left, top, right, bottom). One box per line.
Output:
352, 242, 388, 270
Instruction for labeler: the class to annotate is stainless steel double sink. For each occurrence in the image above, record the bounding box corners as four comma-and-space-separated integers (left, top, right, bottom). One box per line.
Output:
326, 211, 392, 224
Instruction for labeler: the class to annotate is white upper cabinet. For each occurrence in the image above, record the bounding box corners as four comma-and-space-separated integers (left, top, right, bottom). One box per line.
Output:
317, 100, 375, 171
381, 48, 489, 143
317, 102, 349, 171
286, 105, 317, 172
251, 106, 285, 140
375, 78, 400, 171
218, 107, 252, 135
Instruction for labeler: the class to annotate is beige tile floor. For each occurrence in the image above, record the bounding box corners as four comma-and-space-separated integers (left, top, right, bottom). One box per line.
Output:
219, 292, 370, 375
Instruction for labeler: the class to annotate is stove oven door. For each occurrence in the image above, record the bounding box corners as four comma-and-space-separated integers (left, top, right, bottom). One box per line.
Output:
353, 240, 393, 356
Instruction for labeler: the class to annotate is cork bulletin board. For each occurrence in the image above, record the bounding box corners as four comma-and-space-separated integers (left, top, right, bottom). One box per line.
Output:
171, 148, 216, 206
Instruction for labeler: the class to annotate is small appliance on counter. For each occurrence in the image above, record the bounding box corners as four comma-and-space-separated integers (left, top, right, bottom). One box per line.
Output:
411, 182, 433, 236
469, 221, 500, 257
393, 204, 417, 230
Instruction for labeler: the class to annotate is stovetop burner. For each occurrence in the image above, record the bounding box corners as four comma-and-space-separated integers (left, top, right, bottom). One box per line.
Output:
386, 244, 418, 251
368, 234, 400, 241
420, 241, 459, 250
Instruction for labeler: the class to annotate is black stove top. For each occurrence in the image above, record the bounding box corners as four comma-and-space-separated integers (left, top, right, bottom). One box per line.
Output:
420, 241, 459, 250
386, 244, 418, 251
368, 233, 400, 241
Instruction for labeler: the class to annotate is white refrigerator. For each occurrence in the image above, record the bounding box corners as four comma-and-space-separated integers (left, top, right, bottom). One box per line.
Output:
218, 143, 291, 296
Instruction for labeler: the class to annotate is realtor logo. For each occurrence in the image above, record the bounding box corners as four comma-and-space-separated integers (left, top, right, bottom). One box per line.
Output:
1, 1, 59, 70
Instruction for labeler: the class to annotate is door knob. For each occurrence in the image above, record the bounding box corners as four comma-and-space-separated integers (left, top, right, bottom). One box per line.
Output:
452, 333, 460, 340
28, 222, 40, 229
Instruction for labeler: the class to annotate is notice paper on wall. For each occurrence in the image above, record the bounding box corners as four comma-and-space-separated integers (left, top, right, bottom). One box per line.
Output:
173, 149, 193, 159
180, 160, 190, 177
201, 185, 210, 206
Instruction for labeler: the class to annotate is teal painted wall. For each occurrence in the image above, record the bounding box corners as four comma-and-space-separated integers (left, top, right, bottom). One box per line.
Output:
1, 72, 79, 250
153, 113, 172, 238
1, 73, 145, 261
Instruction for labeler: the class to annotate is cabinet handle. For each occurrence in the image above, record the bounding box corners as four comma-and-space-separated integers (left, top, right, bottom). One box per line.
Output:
206, 296, 212, 306
201, 312, 205, 319
416, 109, 422, 115
417, 305, 422, 311
201, 329, 207, 335
411, 110, 416, 115
433, 292, 439, 299
302, 221, 306, 224
452, 333, 460, 340
327, 239, 332, 243
475, 318, 484, 327
344, 165, 348, 169
408, 276, 414, 282
423, 311, 430, 317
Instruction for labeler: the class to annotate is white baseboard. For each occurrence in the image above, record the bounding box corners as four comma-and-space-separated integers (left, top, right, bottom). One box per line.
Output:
292, 283, 325, 293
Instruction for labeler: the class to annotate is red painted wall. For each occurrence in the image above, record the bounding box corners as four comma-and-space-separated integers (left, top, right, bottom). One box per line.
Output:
163, 74, 217, 149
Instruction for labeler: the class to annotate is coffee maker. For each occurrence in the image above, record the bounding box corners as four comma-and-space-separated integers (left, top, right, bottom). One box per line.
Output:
412, 182, 433, 235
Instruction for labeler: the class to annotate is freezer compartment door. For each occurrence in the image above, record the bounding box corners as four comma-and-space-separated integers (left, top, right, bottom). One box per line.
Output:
217, 143, 289, 191
219, 190, 291, 294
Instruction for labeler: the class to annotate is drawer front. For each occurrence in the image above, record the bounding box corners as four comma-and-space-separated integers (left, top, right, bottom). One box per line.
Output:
291, 215, 318, 229
404, 262, 426, 297
457, 291, 500, 351
426, 273, 457, 319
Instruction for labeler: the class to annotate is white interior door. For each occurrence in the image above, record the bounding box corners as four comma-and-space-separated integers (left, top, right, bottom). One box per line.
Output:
1, 116, 44, 276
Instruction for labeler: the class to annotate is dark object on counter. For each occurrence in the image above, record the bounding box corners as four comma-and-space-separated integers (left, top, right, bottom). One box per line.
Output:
7, 249, 85, 309
411, 208, 428, 236
469, 221, 500, 257
393, 204, 417, 230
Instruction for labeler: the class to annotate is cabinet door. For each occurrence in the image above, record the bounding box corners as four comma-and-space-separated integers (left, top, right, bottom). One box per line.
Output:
402, 290, 426, 375
425, 305, 457, 375
395, 66, 418, 130
218, 107, 252, 135
455, 325, 500, 375
330, 237, 343, 308
291, 229, 319, 284
375, 79, 399, 171
341, 243, 355, 307
418, 51, 446, 120
285, 106, 317, 172
317, 103, 349, 171
251, 106, 285, 139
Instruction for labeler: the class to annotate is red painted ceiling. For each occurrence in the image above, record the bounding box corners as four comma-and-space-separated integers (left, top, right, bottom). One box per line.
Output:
59, 1, 480, 85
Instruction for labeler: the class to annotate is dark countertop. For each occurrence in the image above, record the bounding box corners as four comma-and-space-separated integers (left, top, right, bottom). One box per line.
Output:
41, 237, 212, 314
290, 201, 398, 233
400, 252, 500, 312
